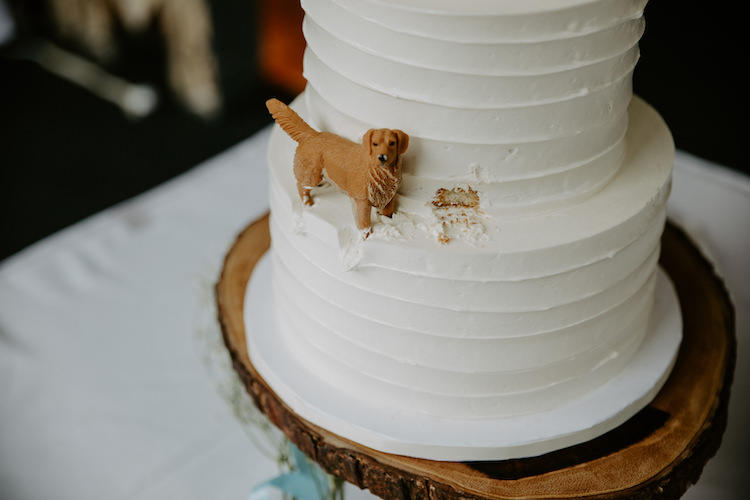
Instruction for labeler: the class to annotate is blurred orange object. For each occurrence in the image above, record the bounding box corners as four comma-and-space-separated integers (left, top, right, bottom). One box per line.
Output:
258, 0, 306, 95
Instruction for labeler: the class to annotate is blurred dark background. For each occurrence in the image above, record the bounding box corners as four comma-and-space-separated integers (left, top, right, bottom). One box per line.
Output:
0, 0, 745, 262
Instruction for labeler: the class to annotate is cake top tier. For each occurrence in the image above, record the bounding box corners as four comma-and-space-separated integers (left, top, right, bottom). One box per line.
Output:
300, 0, 649, 211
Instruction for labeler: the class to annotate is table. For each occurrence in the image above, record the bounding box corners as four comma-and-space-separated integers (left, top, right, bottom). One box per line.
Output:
1, 127, 748, 499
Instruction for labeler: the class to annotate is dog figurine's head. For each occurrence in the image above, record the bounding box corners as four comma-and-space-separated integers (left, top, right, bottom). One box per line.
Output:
364, 129, 409, 169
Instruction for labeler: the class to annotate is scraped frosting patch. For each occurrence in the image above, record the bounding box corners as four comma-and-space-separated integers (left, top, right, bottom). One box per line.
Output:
429, 187, 489, 245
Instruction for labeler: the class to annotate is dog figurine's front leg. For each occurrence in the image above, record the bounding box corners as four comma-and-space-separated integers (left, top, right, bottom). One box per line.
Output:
355, 199, 373, 239
380, 195, 396, 218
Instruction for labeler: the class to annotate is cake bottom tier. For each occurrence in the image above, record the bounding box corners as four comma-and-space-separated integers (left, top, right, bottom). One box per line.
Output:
245, 252, 682, 460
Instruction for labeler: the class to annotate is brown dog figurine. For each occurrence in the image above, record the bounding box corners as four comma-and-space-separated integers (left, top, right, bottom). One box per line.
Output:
266, 98, 409, 237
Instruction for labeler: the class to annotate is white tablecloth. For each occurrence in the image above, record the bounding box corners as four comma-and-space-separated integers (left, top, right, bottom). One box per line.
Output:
1, 127, 748, 499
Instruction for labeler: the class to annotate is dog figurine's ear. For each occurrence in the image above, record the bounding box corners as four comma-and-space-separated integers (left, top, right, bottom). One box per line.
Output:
363, 129, 376, 154
395, 130, 409, 155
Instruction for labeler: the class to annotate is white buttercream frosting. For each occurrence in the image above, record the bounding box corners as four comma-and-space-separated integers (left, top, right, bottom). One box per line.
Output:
257, 0, 674, 424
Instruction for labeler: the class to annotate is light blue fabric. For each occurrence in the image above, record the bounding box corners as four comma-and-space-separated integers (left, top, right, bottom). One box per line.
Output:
249, 445, 330, 500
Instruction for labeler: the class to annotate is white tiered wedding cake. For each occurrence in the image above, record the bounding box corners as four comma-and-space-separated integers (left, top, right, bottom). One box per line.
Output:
246, 0, 681, 460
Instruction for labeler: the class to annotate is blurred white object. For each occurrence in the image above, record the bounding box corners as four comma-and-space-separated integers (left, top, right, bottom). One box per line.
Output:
44, 0, 221, 118
0, 0, 14, 44
18, 39, 159, 118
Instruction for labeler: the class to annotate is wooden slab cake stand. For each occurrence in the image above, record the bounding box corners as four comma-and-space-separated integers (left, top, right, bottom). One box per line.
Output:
216, 213, 735, 500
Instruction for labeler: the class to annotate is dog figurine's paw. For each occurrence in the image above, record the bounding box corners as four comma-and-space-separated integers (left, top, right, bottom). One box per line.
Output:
361, 227, 372, 240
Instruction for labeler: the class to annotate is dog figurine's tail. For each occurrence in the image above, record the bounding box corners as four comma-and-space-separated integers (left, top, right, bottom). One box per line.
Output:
266, 98, 318, 143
